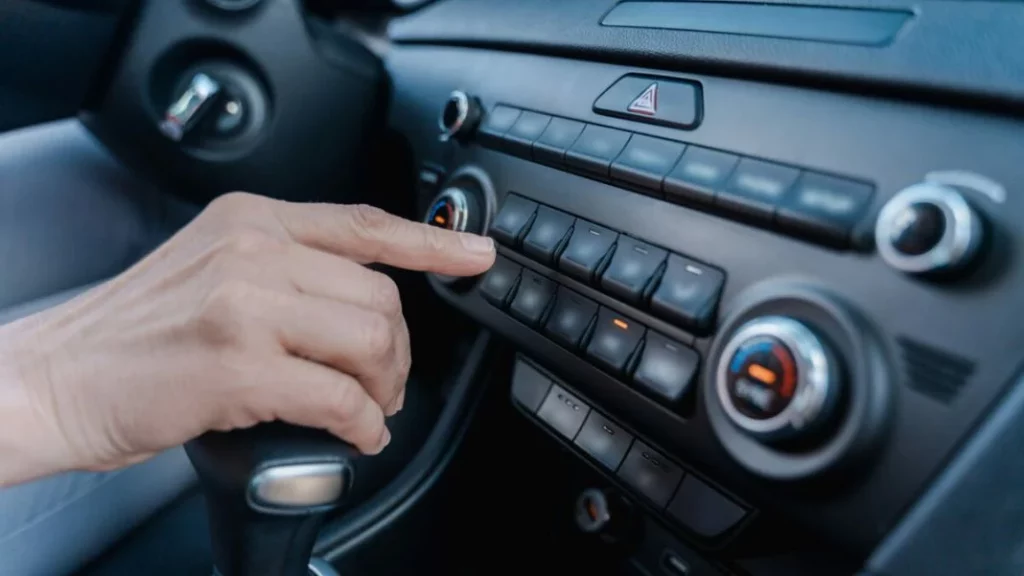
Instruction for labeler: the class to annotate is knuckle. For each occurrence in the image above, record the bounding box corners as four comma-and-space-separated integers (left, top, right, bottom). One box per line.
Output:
348, 204, 392, 235
207, 191, 264, 221
332, 379, 369, 424
194, 280, 257, 345
221, 228, 279, 256
370, 274, 402, 317
360, 312, 394, 362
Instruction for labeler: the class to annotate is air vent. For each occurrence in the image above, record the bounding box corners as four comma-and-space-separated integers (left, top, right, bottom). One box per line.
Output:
897, 337, 976, 403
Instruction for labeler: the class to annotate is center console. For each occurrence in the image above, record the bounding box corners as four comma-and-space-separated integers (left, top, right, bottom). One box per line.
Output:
385, 31, 1024, 573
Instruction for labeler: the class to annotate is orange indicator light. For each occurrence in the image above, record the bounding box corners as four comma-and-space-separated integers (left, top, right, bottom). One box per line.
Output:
612, 318, 629, 330
748, 364, 777, 385
434, 215, 446, 225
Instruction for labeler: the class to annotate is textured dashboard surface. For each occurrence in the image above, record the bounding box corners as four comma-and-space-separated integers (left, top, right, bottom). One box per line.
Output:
389, 0, 1024, 107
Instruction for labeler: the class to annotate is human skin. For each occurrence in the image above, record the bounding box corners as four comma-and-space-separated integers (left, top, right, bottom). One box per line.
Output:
0, 192, 495, 487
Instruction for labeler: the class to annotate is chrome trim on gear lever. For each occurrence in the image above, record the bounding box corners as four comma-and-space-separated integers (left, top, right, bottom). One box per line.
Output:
159, 73, 221, 142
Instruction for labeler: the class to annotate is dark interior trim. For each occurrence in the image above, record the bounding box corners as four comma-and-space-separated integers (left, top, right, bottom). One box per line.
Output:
315, 330, 492, 559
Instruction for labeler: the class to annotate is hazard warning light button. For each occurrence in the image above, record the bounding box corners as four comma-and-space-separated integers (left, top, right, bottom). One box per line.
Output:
593, 74, 702, 130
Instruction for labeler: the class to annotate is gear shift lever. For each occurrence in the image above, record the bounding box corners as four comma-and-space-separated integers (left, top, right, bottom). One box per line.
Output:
186, 423, 358, 576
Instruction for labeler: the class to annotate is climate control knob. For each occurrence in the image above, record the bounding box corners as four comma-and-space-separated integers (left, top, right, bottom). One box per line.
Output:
875, 182, 984, 275
716, 316, 841, 442
424, 186, 482, 234
438, 90, 482, 142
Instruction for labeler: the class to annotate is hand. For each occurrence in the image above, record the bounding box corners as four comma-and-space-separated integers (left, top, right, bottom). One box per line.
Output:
0, 192, 495, 486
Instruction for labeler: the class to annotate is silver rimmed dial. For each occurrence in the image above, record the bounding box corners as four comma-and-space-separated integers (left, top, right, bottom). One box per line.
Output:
716, 316, 841, 442
875, 182, 984, 275
424, 187, 480, 233
438, 90, 482, 142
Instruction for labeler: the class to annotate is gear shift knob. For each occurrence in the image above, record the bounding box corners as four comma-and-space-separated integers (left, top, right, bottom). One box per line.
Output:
186, 423, 358, 576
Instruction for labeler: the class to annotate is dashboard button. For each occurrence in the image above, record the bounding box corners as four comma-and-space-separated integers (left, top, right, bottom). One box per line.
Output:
650, 255, 725, 334
505, 111, 552, 158
566, 125, 632, 177
558, 221, 618, 283
477, 105, 521, 149
777, 172, 874, 246
490, 194, 537, 247
509, 270, 555, 327
633, 332, 700, 405
575, 412, 633, 470
718, 158, 800, 222
586, 308, 645, 374
593, 75, 702, 130
600, 236, 667, 305
544, 287, 598, 350
511, 360, 552, 413
478, 255, 521, 308
537, 384, 590, 439
533, 117, 586, 165
522, 206, 575, 264
664, 146, 739, 206
610, 135, 686, 194
617, 441, 684, 508
667, 476, 746, 539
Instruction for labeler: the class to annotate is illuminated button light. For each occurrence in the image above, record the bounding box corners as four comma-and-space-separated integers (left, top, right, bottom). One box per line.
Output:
725, 336, 797, 420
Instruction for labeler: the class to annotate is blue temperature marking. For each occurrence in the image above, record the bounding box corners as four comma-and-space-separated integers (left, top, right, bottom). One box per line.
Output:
729, 340, 774, 373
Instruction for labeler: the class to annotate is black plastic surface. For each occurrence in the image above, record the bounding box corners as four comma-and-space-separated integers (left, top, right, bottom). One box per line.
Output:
617, 441, 685, 508
388, 43, 1024, 557
84, 0, 386, 203
0, 1, 127, 131
601, 1, 911, 47
388, 0, 1024, 109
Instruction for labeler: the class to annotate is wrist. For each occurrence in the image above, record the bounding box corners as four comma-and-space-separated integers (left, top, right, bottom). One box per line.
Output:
0, 320, 70, 486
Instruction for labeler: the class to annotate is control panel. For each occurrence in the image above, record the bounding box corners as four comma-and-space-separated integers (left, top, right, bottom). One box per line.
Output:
390, 44, 1024, 559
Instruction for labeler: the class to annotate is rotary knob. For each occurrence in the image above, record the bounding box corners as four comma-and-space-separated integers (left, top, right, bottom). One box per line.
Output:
716, 316, 841, 442
875, 182, 984, 275
438, 90, 482, 142
424, 186, 482, 234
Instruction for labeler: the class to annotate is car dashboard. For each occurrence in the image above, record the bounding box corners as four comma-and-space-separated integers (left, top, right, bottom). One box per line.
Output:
381, 0, 1024, 574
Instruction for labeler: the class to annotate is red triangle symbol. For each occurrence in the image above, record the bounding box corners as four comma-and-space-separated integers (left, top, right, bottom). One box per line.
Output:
627, 83, 658, 116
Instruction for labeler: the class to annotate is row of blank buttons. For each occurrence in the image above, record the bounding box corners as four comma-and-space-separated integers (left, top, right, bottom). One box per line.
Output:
490, 194, 725, 335
480, 255, 700, 406
510, 360, 748, 539
478, 104, 874, 248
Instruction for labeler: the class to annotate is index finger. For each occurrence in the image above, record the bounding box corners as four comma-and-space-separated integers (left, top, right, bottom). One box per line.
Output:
275, 203, 496, 276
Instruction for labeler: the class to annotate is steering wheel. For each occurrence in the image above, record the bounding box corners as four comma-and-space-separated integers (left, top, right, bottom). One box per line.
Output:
79, 2, 390, 575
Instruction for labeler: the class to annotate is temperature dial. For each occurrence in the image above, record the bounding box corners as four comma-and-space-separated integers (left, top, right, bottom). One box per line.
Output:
716, 316, 841, 442
424, 187, 482, 234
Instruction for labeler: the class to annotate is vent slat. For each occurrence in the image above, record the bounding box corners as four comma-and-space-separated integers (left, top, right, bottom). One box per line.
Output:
896, 336, 975, 404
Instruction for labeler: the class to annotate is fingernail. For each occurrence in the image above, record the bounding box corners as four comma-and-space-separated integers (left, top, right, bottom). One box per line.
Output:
460, 234, 494, 254
395, 390, 406, 412
377, 428, 392, 452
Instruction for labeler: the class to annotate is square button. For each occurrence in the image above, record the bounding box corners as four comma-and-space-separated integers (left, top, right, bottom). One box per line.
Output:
633, 332, 700, 404
490, 194, 538, 247
509, 270, 555, 326
544, 287, 598, 350
585, 308, 645, 375
522, 207, 575, 265
717, 158, 800, 222
610, 135, 686, 195
575, 412, 633, 470
668, 476, 747, 538
649, 255, 725, 334
565, 125, 632, 177
558, 221, 618, 284
478, 105, 522, 149
511, 360, 552, 413
600, 236, 667, 305
664, 146, 739, 206
533, 117, 586, 165
777, 172, 875, 246
537, 384, 590, 439
505, 111, 552, 158
617, 441, 684, 508
478, 255, 521, 308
